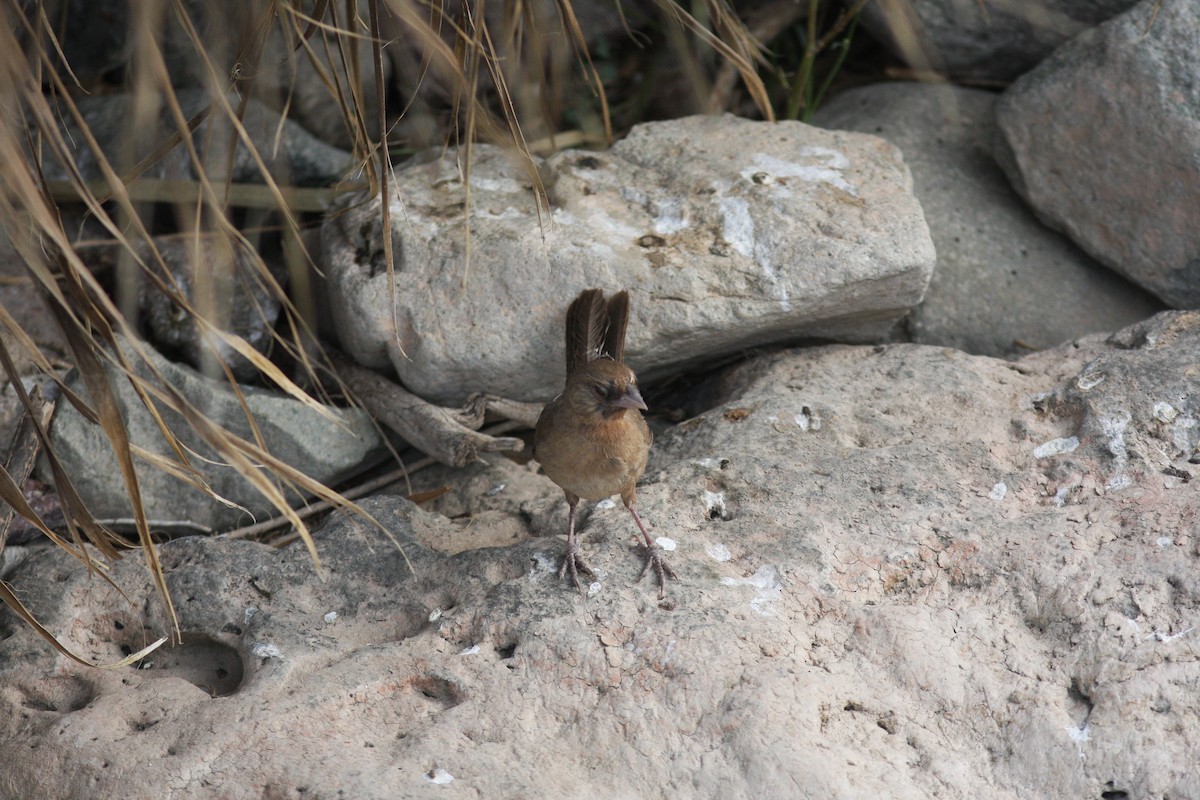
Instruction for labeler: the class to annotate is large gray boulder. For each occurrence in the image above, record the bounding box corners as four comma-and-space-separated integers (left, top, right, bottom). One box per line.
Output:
994, 0, 1200, 307
813, 82, 1162, 356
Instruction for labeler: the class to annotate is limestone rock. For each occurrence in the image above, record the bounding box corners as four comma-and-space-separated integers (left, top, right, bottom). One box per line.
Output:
813, 82, 1162, 356
321, 114, 935, 405
994, 0, 1200, 307
3, 311, 1198, 798
41, 336, 385, 532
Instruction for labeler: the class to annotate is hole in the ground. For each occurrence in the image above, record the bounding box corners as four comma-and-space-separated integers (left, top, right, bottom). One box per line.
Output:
138, 633, 244, 697
409, 676, 464, 710
494, 642, 517, 659
18, 676, 96, 713
130, 715, 160, 733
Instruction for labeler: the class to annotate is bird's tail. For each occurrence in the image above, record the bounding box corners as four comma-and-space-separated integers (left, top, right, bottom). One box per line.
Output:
564, 288, 630, 376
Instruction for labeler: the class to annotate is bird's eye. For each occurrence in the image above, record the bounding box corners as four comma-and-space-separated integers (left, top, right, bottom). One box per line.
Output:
592, 383, 621, 402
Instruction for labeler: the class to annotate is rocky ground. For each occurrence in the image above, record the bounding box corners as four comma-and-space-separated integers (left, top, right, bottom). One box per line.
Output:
2, 0, 1198, 797
2, 312, 1198, 799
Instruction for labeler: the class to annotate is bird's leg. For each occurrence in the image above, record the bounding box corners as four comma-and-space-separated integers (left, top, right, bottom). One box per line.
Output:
628, 505, 678, 599
558, 494, 594, 590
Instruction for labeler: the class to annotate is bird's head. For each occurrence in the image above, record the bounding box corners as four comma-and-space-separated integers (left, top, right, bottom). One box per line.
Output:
566, 359, 647, 419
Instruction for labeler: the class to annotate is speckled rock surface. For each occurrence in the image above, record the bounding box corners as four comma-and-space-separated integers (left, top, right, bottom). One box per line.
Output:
3, 312, 1197, 799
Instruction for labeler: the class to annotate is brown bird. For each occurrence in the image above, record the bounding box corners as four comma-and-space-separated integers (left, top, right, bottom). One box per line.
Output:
533, 288, 677, 598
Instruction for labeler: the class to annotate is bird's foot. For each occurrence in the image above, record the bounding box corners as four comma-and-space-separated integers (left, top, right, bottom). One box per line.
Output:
558, 544, 595, 591
636, 543, 679, 600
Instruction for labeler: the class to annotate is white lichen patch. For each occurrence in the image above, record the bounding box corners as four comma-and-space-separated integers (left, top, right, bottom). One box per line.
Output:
1066, 722, 1091, 760
251, 642, 281, 660
719, 196, 755, 258
424, 767, 454, 785
1152, 402, 1178, 423
703, 490, 727, 519
1100, 412, 1132, 490
1150, 627, 1194, 643
794, 406, 820, 431
989, 483, 1008, 501
1034, 436, 1079, 458
720, 565, 783, 616
706, 543, 732, 562
741, 150, 858, 196
1170, 415, 1197, 453
717, 195, 790, 310
651, 196, 688, 234
467, 174, 524, 194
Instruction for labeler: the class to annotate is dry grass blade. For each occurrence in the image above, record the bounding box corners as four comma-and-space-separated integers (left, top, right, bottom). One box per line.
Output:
366, 0, 398, 349
0, 383, 53, 550
45, 286, 180, 638
159, 380, 414, 574
0, 305, 95, 422
291, 0, 333, 52
556, 0, 613, 144
0, 463, 83, 560
0, 283, 124, 566
654, 0, 775, 120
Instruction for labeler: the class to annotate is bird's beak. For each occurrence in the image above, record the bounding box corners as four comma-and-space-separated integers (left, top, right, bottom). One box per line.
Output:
615, 384, 648, 411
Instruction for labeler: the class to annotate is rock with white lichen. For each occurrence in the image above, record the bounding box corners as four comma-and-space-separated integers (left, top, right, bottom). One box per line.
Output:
321, 114, 936, 405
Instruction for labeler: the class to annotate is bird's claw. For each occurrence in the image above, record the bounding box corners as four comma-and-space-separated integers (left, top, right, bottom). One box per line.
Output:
558, 546, 595, 591
636, 543, 679, 600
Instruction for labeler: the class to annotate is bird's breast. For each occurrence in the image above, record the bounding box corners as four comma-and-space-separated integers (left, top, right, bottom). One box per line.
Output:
534, 403, 650, 502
